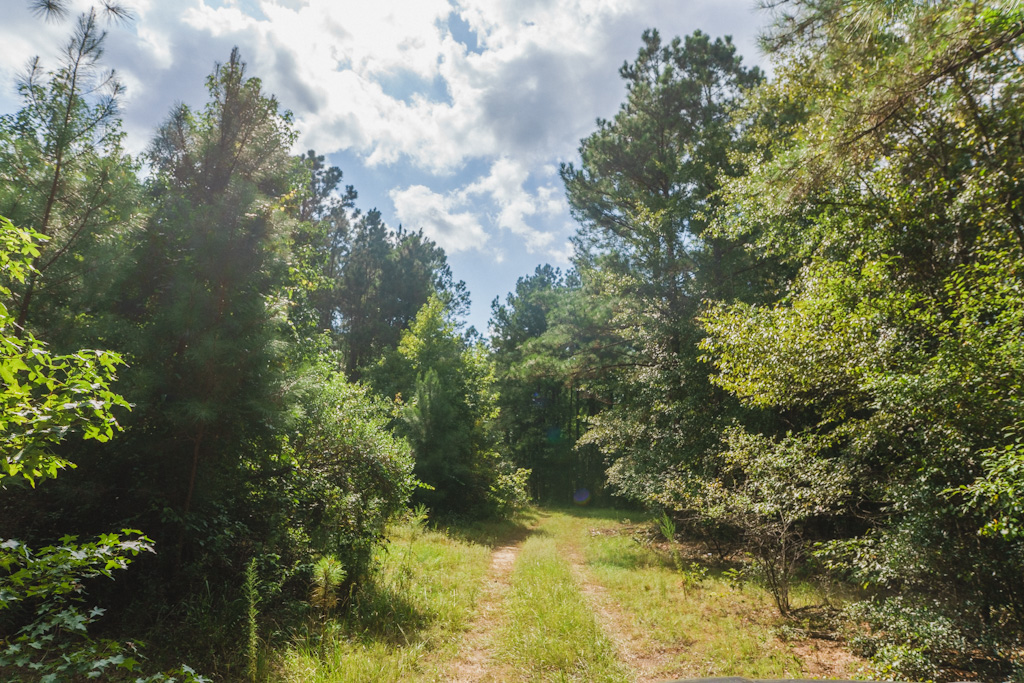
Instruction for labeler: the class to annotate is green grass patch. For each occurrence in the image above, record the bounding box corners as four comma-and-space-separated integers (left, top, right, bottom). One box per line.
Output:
556, 508, 811, 680
277, 514, 526, 682
494, 517, 630, 683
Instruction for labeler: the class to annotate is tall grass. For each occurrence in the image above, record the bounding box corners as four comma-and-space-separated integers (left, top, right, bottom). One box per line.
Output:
561, 508, 812, 680
275, 507, 858, 681
495, 531, 630, 683
278, 519, 497, 682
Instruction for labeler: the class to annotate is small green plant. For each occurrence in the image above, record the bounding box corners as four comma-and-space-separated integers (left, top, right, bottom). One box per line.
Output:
244, 557, 261, 681
722, 566, 745, 588
489, 464, 532, 517
408, 503, 430, 533
656, 512, 677, 542
657, 512, 686, 572
311, 555, 347, 619
680, 560, 708, 589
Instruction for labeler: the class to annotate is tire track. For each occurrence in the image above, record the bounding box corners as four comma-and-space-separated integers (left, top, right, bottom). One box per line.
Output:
446, 540, 523, 682
563, 530, 682, 682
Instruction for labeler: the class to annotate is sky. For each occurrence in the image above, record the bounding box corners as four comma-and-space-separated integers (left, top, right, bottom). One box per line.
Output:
0, 0, 770, 333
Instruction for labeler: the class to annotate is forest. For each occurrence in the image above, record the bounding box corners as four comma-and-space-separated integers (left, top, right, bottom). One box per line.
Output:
2, 0, 1023, 681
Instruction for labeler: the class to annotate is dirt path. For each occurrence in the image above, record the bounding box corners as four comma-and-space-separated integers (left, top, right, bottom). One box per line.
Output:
558, 513, 864, 682
445, 540, 523, 682
563, 540, 677, 682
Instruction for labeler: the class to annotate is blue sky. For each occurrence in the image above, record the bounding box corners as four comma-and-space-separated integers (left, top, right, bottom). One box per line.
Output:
0, 0, 770, 333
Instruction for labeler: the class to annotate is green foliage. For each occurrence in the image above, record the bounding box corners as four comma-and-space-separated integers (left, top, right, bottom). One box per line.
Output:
0, 9, 140, 343
489, 265, 605, 503
273, 364, 416, 582
376, 294, 510, 517
310, 556, 346, 618
0, 534, 208, 682
697, 0, 1024, 669
283, 149, 358, 339
554, 29, 772, 513
333, 210, 469, 377
407, 503, 429, 533
243, 558, 261, 682
664, 429, 849, 613
0, 532, 154, 680
844, 597, 975, 682
656, 512, 675, 541
108, 48, 301, 566
488, 464, 532, 518
0, 215, 129, 485
654, 512, 687, 575
0, 215, 203, 681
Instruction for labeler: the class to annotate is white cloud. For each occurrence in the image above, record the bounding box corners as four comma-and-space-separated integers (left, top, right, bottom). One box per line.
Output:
0, 0, 770, 330
391, 184, 490, 253
144, 0, 766, 175
183, 2, 256, 35
390, 159, 567, 257
3, 0, 768, 171
462, 157, 562, 252
548, 239, 575, 265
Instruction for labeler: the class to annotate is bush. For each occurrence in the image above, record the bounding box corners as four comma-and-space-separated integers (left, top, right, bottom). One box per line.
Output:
0, 533, 208, 682
269, 365, 416, 584
488, 463, 532, 518
844, 597, 973, 681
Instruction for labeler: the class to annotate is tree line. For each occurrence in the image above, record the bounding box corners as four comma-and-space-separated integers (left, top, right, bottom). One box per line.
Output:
0, 4, 523, 678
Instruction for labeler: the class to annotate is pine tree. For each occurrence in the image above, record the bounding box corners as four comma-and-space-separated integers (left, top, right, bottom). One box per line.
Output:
0, 9, 139, 344
119, 48, 298, 553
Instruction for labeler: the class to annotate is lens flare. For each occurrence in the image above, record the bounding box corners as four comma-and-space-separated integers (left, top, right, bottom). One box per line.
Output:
573, 488, 590, 506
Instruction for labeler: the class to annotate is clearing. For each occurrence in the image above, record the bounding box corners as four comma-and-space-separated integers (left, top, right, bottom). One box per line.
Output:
279, 507, 866, 682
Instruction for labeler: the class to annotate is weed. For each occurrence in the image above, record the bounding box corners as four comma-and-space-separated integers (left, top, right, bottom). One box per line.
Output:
408, 503, 430, 533
680, 560, 708, 590
721, 566, 745, 588
657, 512, 677, 543
244, 558, 261, 681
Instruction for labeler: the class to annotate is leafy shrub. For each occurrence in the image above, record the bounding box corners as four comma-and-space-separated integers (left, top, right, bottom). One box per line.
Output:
0, 533, 208, 682
844, 596, 977, 681
664, 427, 850, 613
488, 463, 532, 518
271, 365, 416, 583
0, 215, 129, 486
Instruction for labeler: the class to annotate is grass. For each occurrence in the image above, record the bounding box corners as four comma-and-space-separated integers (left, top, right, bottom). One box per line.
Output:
277, 513, 530, 682
494, 522, 630, 682
558, 506, 845, 680
272, 506, 863, 681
